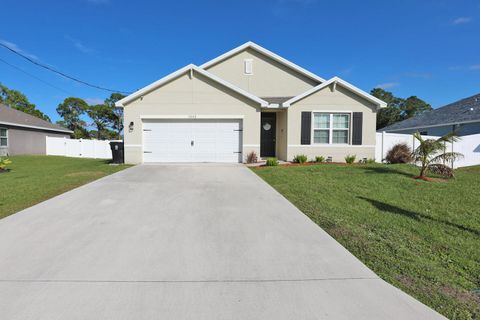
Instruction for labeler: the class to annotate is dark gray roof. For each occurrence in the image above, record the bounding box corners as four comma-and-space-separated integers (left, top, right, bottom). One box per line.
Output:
383, 93, 480, 131
261, 96, 294, 104
0, 104, 72, 133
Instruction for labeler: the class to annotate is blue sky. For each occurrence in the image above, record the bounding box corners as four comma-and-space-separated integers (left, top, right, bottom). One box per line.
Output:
1, 0, 479, 123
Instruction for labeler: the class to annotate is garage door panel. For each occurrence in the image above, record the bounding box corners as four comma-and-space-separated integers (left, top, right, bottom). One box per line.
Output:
142, 119, 242, 163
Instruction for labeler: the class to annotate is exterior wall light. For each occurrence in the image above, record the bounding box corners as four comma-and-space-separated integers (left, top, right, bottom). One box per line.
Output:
129, 121, 134, 132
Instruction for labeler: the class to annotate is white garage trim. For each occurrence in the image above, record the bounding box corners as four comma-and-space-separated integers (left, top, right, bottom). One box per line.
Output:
142, 119, 243, 163
140, 115, 244, 120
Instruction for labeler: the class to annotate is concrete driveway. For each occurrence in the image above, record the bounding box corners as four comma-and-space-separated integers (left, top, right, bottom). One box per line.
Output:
0, 164, 444, 319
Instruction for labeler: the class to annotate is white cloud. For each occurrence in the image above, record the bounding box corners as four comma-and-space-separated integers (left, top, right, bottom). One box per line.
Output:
375, 82, 400, 89
65, 36, 93, 54
0, 39, 38, 60
452, 17, 472, 25
469, 64, 480, 70
85, 98, 104, 105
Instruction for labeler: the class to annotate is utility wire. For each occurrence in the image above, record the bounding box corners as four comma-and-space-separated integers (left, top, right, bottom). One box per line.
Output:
0, 42, 131, 94
0, 57, 74, 95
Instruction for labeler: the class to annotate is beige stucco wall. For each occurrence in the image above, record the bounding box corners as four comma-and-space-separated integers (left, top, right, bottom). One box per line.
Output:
0, 125, 69, 156
286, 84, 377, 162
205, 48, 319, 97
123, 70, 261, 164
275, 110, 288, 160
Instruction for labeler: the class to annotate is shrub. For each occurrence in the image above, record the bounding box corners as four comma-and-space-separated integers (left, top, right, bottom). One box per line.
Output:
246, 151, 258, 164
0, 157, 12, 171
345, 154, 356, 164
315, 156, 325, 163
428, 163, 455, 178
265, 157, 279, 166
292, 154, 308, 164
385, 143, 412, 164
359, 158, 376, 164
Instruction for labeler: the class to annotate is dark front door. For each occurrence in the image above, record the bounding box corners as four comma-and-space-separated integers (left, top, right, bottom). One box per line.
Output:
260, 112, 276, 157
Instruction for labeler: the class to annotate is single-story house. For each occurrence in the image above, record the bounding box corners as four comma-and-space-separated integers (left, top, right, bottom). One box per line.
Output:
382, 93, 480, 136
0, 104, 72, 156
116, 42, 386, 164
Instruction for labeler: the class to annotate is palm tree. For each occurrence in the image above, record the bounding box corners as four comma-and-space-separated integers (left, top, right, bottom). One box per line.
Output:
412, 132, 463, 178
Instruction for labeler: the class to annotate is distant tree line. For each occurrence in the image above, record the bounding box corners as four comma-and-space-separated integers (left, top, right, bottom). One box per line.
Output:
370, 88, 432, 129
56, 94, 124, 139
0, 83, 124, 139
0, 83, 51, 122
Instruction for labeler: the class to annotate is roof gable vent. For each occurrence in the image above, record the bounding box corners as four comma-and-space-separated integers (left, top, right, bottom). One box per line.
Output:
244, 59, 253, 75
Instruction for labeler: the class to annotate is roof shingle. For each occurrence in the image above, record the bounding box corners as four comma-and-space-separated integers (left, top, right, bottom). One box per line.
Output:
0, 104, 72, 133
383, 93, 480, 131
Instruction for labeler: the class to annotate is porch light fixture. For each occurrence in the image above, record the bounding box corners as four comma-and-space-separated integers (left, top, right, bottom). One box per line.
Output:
129, 121, 134, 132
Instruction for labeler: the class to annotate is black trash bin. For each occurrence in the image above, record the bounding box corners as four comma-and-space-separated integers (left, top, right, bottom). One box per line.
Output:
109, 141, 124, 164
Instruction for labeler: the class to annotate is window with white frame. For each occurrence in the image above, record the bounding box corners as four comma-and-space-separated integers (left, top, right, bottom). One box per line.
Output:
0, 128, 7, 147
313, 113, 350, 144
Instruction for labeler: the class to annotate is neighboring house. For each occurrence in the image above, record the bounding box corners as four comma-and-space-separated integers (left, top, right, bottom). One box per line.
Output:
0, 104, 72, 156
117, 42, 386, 164
382, 93, 480, 136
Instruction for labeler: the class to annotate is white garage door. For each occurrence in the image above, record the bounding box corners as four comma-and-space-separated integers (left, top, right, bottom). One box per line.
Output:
142, 119, 242, 163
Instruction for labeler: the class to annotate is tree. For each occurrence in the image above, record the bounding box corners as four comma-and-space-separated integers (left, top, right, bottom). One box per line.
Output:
104, 93, 125, 139
87, 104, 116, 140
401, 96, 432, 118
412, 132, 462, 179
371, 88, 432, 129
0, 84, 51, 122
376, 106, 403, 130
56, 97, 90, 139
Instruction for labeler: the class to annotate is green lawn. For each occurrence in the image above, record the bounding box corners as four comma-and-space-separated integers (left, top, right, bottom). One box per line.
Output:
0, 155, 131, 219
253, 163, 480, 320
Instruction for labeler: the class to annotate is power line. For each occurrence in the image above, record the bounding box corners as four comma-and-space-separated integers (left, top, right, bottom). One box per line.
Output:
0, 57, 73, 95
0, 42, 131, 95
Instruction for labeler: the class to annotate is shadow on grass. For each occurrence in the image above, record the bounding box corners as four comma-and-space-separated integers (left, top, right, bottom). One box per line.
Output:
361, 165, 415, 178
358, 196, 480, 236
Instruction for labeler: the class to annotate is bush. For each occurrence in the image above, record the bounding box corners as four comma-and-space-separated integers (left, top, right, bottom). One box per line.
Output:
315, 156, 325, 163
385, 143, 412, 164
345, 154, 356, 164
265, 157, 279, 166
428, 163, 455, 178
246, 151, 258, 164
0, 157, 12, 171
292, 154, 308, 164
359, 158, 376, 164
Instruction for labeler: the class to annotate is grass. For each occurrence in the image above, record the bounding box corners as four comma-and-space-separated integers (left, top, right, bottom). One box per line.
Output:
253, 163, 480, 320
0, 155, 131, 219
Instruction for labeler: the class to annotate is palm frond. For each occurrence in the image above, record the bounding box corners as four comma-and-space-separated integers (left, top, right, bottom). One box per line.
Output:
430, 152, 463, 164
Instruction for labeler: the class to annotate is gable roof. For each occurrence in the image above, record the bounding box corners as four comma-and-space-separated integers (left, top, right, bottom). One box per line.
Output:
282, 77, 387, 108
200, 41, 326, 84
382, 93, 480, 131
0, 104, 72, 133
115, 64, 269, 107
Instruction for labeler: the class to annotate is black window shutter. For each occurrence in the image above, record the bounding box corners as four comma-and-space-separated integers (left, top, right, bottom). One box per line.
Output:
301, 112, 311, 145
352, 112, 363, 145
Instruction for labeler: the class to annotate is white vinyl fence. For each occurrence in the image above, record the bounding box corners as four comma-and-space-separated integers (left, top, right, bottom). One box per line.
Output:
376, 132, 480, 168
46, 137, 113, 159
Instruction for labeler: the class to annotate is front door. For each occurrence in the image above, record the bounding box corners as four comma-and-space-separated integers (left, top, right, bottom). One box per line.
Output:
260, 113, 276, 157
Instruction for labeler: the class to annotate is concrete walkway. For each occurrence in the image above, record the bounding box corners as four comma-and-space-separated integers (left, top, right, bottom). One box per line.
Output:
0, 164, 444, 319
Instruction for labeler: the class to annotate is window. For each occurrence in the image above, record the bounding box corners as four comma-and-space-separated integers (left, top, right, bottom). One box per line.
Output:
0, 128, 7, 147
313, 113, 350, 144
